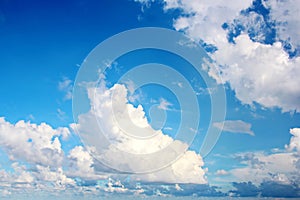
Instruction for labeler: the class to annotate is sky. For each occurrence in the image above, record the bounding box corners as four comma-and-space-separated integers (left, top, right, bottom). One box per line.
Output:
0, 0, 300, 198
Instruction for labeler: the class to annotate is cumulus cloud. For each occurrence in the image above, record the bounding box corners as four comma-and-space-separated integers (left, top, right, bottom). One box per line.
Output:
286, 128, 300, 152
73, 80, 207, 184
67, 146, 107, 180
0, 117, 69, 167
213, 34, 300, 112
213, 120, 254, 136
136, 0, 300, 112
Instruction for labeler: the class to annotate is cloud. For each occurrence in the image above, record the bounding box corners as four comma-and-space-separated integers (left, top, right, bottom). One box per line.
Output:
73, 80, 207, 184
215, 169, 229, 176
132, 183, 225, 197
230, 181, 259, 197
230, 181, 300, 198
213, 120, 254, 136
285, 128, 300, 152
213, 34, 300, 112
157, 98, 173, 111
0, 117, 69, 167
67, 146, 107, 180
136, 0, 300, 112
58, 77, 73, 100
265, 0, 300, 55
221, 126, 300, 190
230, 151, 298, 185
259, 180, 300, 198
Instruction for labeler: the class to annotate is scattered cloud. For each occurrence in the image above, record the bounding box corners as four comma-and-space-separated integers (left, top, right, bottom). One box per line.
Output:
163, 127, 173, 131
57, 108, 67, 121
172, 81, 183, 88
58, 77, 73, 100
215, 169, 229, 176
213, 120, 254, 136
223, 127, 300, 190
157, 98, 173, 111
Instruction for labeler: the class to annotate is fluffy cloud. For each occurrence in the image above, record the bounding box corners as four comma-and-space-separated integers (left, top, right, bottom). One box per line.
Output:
137, 0, 300, 112
286, 128, 300, 152
213, 120, 254, 136
73, 81, 207, 184
213, 34, 300, 112
67, 146, 108, 180
0, 117, 69, 167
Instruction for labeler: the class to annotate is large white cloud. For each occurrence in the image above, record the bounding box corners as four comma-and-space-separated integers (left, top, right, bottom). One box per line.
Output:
73, 81, 207, 184
0, 118, 78, 195
137, 0, 300, 112
213, 34, 300, 112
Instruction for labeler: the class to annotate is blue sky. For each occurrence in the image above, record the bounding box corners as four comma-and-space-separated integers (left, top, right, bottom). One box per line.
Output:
1, 0, 300, 198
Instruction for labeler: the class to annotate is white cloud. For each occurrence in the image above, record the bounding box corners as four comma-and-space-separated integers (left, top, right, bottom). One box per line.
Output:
172, 81, 183, 88
213, 34, 300, 112
286, 128, 300, 152
133, 150, 206, 184
0, 117, 69, 167
230, 151, 297, 185
34, 165, 75, 189
215, 169, 229, 176
157, 98, 173, 111
223, 127, 300, 185
58, 77, 73, 100
167, 0, 253, 46
67, 146, 107, 180
136, 0, 300, 113
57, 108, 67, 121
213, 120, 254, 136
264, 0, 300, 52
74, 80, 207, 184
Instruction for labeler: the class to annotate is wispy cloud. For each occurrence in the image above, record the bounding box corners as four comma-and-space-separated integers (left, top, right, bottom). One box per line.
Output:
213, 120, 254, 136
58, 77, 73, 100
215, 169, 229, 176
157, 98, 173, 111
